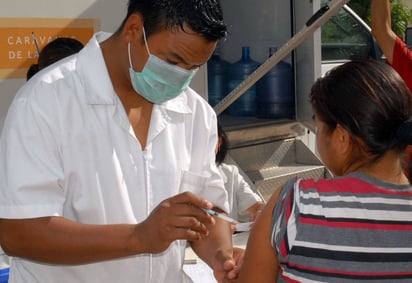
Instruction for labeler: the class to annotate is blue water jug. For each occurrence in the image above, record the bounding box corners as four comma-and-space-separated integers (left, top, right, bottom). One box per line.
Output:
207, 47, 229, 107
0, 268, 9, 283
227, 46, 259, 116
256, 47, 294, 119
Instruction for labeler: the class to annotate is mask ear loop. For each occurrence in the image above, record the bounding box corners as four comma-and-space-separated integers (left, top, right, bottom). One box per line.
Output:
142, 26, 151, 55
128, 43, 133, 69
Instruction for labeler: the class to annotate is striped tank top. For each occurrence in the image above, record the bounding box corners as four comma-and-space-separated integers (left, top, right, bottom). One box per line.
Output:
271, 172, 412, 282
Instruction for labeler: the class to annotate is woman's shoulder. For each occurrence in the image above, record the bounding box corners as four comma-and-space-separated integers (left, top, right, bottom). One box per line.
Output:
296, 174, 383, 197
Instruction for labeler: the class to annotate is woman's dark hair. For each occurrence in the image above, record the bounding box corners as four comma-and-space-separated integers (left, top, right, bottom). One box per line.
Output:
216, 123, 228, 165
310, 59, 412, 160
117, 0, 227, 42
27, 37, 84, 80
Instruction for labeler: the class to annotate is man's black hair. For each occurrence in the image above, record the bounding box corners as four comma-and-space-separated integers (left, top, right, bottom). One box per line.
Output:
118, 0, 227, 42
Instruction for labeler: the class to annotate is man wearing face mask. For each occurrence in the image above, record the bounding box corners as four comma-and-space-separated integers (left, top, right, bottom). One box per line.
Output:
0, 1, 242, 283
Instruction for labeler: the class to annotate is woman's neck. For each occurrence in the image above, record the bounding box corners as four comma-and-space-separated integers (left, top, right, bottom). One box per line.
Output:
344, 151, 409, 185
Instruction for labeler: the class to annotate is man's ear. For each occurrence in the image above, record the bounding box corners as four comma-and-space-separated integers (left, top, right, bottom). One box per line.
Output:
123, 13, 144, 43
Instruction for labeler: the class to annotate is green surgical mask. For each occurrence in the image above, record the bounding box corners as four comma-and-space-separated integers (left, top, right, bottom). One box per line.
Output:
128, 28, 197, 104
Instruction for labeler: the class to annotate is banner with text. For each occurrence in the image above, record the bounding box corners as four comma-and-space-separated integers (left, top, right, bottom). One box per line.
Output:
0, 18, 99, 79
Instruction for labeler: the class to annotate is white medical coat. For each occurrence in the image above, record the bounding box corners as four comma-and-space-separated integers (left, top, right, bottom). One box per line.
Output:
218, 163, 262, 222
0, 32, 228, 283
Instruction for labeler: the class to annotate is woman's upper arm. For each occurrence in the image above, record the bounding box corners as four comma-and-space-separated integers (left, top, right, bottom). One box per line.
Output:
238, 185, 283, 283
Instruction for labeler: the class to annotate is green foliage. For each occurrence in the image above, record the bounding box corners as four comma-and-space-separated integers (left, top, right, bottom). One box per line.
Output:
391, 1, 412, 38
348, 0, 412, 39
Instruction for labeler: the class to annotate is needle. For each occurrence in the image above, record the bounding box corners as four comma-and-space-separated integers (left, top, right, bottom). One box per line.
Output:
201, 208, 238, 224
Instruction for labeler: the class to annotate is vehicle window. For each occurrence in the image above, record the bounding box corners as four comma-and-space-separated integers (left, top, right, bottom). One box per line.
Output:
321, 6, 373, 62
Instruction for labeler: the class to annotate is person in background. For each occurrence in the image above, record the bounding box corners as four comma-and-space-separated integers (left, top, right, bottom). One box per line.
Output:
0, 0, 243, 282
26, 37, 84, 80
238, 60, 412, 282
216, 123, 264, 225
371, 0, 412, 180
371, 0, 412, 90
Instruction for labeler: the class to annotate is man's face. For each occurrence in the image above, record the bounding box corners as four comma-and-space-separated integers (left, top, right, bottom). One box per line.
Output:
137, 24, 217, 72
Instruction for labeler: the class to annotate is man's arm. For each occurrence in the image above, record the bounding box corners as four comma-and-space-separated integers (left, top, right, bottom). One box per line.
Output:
0, 217, 143, 264
371, 0, 397, 64
0, 192, 214, 264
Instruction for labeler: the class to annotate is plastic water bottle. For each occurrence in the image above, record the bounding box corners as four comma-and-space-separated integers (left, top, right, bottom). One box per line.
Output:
0, 248, 9, 283
226, 46, 259, 116
0, 268, 9, 283
256, 47, 294, 119
207, 47, 229, 107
